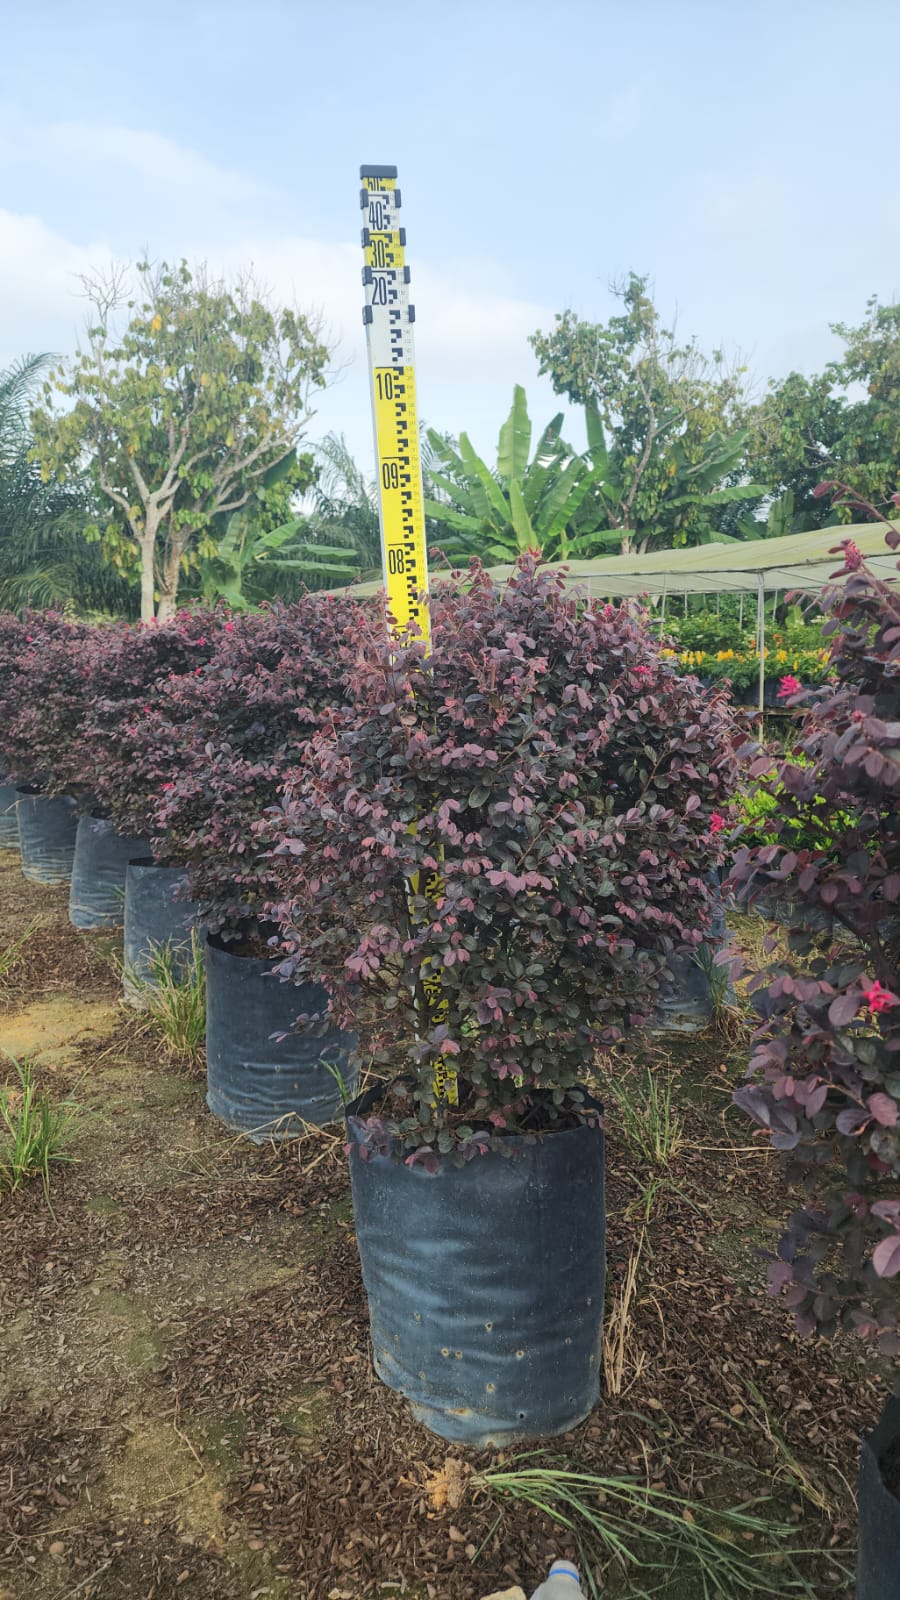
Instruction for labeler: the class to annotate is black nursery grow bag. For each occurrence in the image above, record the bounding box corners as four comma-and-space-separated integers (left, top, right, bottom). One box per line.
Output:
652, 880, 731, 1034
123, 858, 200, 1004
857, 1396, 900, 1600
346, 1083, 606, 1449
69, 816, 150, 930
0, 777, 19, 849
15, 789, 78, 885
205, 930, 358, 1140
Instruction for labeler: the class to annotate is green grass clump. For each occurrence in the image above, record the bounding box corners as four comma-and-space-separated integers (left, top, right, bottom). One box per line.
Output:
131, 931, 206, 1067
0, 1058, 76, 1196
478, 1462, 822, 1598
607, 1069, 683, 1170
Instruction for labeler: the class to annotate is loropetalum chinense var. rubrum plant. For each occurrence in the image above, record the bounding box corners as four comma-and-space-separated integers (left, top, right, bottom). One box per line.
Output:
0, 610, 220, 805
730, 529, 900, 1363
265, 558, 740, 1162
82, 611, 224, 833
0, 610, 28, 770
148, 595, 363, 934
0, 612, 94, 791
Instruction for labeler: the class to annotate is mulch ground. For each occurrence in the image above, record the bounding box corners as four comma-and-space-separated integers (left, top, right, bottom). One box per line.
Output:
0, 851, 884, 1600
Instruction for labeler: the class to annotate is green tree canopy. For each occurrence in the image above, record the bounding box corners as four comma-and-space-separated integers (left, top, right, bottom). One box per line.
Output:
744, 296, 900, 526
0, 354, 133, 616
530, 273, 760, 553
31, 259, 330, 620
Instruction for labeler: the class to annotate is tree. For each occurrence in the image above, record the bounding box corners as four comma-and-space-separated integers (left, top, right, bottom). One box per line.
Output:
301, 432, 383, 579
530, 273, 759, 553
744, 296, 900, 527
0, 354, 133, 616
742, 370, 848, 530
192, 449, 361, 608
423, 386, 606, 561
32, 259, 330, 621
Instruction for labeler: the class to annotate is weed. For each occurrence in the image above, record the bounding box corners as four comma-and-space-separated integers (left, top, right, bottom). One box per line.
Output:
602, 1229, 647, 1397
322, 1059, 353, 1109
477, 1462, 820, 1599
132, 931, 206, 1068
0, 1057, 76, 1196
608, 1069, 683, 1170
729, 1372, 844, 1516
0, 917, 41, 992
693, 941, 750, 1043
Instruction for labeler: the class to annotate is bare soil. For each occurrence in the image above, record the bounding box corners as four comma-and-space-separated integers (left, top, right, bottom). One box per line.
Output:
0, 852, 881, 1599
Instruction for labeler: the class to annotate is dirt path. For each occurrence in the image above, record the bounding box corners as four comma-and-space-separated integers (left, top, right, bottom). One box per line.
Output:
0, 850, 880, 1599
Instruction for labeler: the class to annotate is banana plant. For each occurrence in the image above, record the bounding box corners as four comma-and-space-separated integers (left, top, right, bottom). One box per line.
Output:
195, 449, 360, 607
424, 386, 608, 562
196, 508, 359, 609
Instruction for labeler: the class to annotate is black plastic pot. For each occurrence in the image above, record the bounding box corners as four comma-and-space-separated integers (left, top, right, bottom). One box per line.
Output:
742, 885, 834, 937
123, 858, 200, 1004
0, 778, 19, 850
652, 889, 731, 1034
69, 816, 150, 930
205, 930, 358, 1140
15, 788, 78, 885
346, 1083, 606, 1448
857, 1397, 900, 1600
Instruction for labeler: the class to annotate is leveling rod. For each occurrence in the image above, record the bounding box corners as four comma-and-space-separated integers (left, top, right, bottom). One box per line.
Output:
359, 164, 457, 1105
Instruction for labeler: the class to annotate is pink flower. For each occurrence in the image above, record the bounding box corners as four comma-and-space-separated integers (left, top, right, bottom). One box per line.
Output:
634, 664, 652, 677
161, 782, 175, 792
224, 622, 235, 632
843, 540, 864, 572
777, 674, 802, 700
861, 980, 898, 1015
710, 811, 726, 835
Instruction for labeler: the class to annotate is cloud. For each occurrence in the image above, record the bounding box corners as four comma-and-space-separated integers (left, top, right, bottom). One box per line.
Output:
0, 209, 105, 364
0, 194, 556, 467
196, 233, 553, 388
40, 121, 265, 206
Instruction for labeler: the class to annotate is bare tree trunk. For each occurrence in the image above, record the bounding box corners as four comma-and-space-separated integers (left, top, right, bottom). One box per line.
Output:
157, 533, 187, 622
138, 537, 156, 622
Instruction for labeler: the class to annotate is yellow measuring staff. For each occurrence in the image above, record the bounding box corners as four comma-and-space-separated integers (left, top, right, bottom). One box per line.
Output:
359, 164, 457, 1105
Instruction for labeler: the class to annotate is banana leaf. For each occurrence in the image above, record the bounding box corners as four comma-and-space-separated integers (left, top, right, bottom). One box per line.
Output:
458, 433, 510, 527
508, 479, 535, 548
497, 384, 532, 487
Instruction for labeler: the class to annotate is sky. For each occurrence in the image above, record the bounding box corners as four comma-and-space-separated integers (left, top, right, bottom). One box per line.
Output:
2, 0, 899, 475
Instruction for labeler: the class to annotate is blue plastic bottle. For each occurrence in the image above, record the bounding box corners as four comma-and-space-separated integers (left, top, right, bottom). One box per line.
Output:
530, 1559, 586, 1599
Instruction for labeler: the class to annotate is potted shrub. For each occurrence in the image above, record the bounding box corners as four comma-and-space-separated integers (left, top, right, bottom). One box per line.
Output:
266, 558, 738, 1445
0, 611, 27, 850
147, 597, 364, 1138
75, 610, 220, 934
730, 534, 900, 1598
1, 613, 93, 884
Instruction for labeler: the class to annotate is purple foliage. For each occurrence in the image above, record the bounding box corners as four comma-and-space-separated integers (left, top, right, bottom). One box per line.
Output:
266, 557, 740, 1156
730, 532, 900, 1361
149, 596, 363, 933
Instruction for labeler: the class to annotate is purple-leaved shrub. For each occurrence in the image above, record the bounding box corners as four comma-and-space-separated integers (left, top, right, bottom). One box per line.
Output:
731, 531, 900, 1362
266, 558, 740, 1159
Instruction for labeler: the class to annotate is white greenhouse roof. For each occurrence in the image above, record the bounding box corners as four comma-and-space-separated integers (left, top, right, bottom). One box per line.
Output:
335, 522, 900, 600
